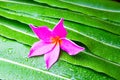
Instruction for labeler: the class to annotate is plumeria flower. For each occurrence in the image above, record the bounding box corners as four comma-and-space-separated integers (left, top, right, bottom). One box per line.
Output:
28, 18, 85, 69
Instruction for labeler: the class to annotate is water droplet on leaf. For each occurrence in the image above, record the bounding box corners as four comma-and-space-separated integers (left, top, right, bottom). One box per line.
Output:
69, 68, 74, 71
71, 76, 75, 80
34, 14, 38, 18
2, 38, 7, 42
8, 48, 13, 54
25, 58, 28, 61
25, 30, 29, 33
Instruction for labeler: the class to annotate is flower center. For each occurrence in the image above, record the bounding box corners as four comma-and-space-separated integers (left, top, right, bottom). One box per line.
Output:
51, 36, 62, 44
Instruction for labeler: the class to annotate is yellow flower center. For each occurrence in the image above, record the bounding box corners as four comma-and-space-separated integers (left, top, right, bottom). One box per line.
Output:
51, 36, 62, 45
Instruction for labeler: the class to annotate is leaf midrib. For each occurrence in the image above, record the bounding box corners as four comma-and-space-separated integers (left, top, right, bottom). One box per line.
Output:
66, 27, 120, 49
84, 51, 120, 67
1, 0, 120, 28
0, 58, 70, 80
60, 0, 120, 12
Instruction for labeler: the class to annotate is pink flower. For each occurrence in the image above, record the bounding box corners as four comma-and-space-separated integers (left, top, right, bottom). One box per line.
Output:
28, 18, 85, 69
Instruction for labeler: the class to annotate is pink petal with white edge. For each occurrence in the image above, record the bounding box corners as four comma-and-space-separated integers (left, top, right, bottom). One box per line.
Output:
52, 18, 67, 38
61, 39, 85, 55
29, 24, 52, 42
44, 43, 60, 69
28, 40, 55, 57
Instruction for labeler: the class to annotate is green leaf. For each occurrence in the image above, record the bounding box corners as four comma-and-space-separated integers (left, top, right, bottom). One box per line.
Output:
0, 7, 120, 64
0, 60, 65, 80
0, 36, 114, 80
0, 0, 120, 35
34, 0, 120, 23
0, 10, 120, 79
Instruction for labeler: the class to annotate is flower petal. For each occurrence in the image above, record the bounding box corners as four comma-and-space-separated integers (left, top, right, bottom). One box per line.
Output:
44, 43, 60, 69
29, 24, 52, 42
52, 18, 67, 38
28, 40, 55, 57
61, 39, 85, 55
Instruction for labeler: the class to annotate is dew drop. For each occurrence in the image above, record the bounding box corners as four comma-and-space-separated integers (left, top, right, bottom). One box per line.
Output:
71, 76, 75, 80
69, 68, 74, 71
8, 48, 13, 54
25, 30, 29, 33
83, 70, 87, 74
33, 14, 38, 18
2, 38, 7, 42
25, 58, 28, 62
107, 58, 111, 61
